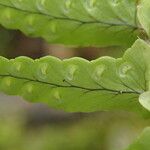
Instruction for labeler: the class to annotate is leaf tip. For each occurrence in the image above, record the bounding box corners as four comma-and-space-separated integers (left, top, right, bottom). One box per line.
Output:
139, 91, 150, 111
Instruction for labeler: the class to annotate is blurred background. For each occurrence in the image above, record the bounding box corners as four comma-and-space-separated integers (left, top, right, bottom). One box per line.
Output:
0, 25, 149, 150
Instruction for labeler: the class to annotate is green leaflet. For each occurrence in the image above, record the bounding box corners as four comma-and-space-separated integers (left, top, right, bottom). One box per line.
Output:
0, 39, 150, 114
126, 127, 150, 150
139, 92, 150, 112
0, 0, 141, 47
138, 0, 150, 39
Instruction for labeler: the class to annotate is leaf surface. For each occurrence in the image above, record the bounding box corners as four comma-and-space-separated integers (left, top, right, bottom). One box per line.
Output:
0, 39, 150, 114
0, 0, 141, 46
138, 0, 150, 39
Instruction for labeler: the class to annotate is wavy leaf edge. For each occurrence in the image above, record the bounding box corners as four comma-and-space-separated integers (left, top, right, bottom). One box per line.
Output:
0, 39, 150, 114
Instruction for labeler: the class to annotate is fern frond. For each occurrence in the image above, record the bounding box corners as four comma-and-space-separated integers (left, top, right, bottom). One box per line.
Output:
0, 0, 141, 46
0, 39, 150, 114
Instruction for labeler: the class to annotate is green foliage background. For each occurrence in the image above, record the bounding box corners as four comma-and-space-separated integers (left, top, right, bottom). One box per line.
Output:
0, 112, 149, 150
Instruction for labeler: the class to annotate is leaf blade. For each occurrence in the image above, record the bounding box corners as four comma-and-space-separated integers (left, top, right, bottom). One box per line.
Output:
0, 0, 140, 46
0, 39, 150, 114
